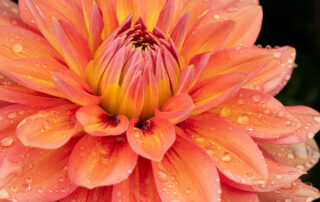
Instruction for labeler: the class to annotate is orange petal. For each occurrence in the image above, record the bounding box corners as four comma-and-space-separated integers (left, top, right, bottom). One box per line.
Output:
19, 0, 87, 38
258, 180, 320, 202
170, 13, 189, 51
182, 20, 235, 62
245, 46, 296, 96
68, 135, 138, 189
190, 72, 247, 114
259, 138, 320, 171
60, 186, 113, 202
16, 104, 79, 149
126, 117, 175, 161
53, 70, 101, 106
221, 183, 259, 202
0, 26, 61, 61
155, 94, 194, 124
210, 88, 301, 141
198, 46, 275, 83
112, 157, 162, 202
152, 137, 221, 202
76, 105, 129, 136
0, 104, 38, 162
0, 141, 77, 201
0, 58, 67, 97
156, 0, 174, 34
0, 85, 65, 107
178, 113, 268, 185
261, 106, 320, 144
0, 0, 28, 28
53, 19, 91, 77
222, 151, 304, 192
88, 3, 104, 53
96, 0, 118, 36
175, 65, 195, 95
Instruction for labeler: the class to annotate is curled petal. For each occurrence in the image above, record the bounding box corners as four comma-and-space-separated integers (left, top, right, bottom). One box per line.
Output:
155, 94, 194, 124
53, 70, 101, 106
259, 138, 320, 171
152, 138, 221, 202
16, 104, 79, 149
127, 117, 175, 161
76, 105, 129, 136
245, 46, 296, 95
68, 135, 138, 189
190, 72, 247, 114
0, 141, 77, 201
221, 183, 259, 202
0, 58, 67, 97
112, 157, 161, 202
60, 186, 113, 202
258, 180, 320, 202
210, 88, 302, 141
178, 113, 268, 185
0, 26, 61, 61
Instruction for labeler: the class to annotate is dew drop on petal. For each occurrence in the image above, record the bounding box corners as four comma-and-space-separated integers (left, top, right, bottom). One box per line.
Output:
307, 132, 314, 139
7, 112, 16, 119
12, 43, 23, 53
157, 171, 168, 182
237, 115, 249, 124
221, 152, 232, 162
0, 137, 13, 147
252, 95, 261, 102
287, 153, 295, 159
185, 188, 192, 194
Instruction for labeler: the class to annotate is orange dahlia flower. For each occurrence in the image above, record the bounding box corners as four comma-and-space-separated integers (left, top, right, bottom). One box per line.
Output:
0, 0, 319, 201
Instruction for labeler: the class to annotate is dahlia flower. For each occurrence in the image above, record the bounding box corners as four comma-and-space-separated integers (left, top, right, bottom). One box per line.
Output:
0, 0, 319, 201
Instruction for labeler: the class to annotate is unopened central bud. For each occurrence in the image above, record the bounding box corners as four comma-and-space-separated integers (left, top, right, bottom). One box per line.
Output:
87, 17, 181, 120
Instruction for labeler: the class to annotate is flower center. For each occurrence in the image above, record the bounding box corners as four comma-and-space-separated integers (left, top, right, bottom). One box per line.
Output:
86, 17, 181, 120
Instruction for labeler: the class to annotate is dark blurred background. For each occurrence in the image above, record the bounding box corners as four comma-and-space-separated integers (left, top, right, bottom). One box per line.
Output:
11, 0, 320, 195
257, 0, 320, 193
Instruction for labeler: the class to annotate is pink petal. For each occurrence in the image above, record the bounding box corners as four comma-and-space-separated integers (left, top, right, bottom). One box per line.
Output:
152, 137, 221, 202
221, 183, 259, 202
76, 105, 129, 136
178, 113, 268, 185
60, 186, 113, 202
112, 157, 162, 202
68, 135, 138, 189
53, 70, 101, 106
16, 104, 79, 149
126, 117, 175, 161
0, 141, 77, 201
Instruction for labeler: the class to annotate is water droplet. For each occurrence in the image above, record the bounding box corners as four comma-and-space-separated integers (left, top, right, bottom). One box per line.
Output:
237, 115, 249, 124
185, 188, 192, 194
276, 175, 282, 179
12, 43, 23, 53
307, 132, 314, 139
278, 111, 284, 117
7, 112, 16, 119
313, 116, 320, 123
0, 137, 13, 147
273, 51, 281, 58
0, 188, 9, 199
157, 171, 168, 181
37, 188, 43, 193
220, 107, 231, 117
217, 188, 222, 194
214, 14, 220, 19
252, 95, 261, 102
287, 153, 295, 159
221, 152, 232, 162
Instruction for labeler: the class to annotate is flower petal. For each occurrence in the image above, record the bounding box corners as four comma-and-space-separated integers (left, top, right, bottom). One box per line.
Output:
16, 104, 79, 149
221, 183, 259, 202
0, 85, 65, 107
155, 93, 194, 124
178, 113, 268, 185
96, 0, 118, 36
156, 0, 174, 35
245, 46, 296, 96
68, 135, 138, 189
210, 88, 302, 141
263, 106, 320, 144
182, 20, 235, 62
259, 138, 320, 171
112, 157, 162, 202
76, 105, 129, 136
53, 70, 101, 106
170, 13, 189, 51
0, 26, 61, 61
0, 0, 27, 27
0, 104, 38, 162
258, 180, 320, 202
0, 141, 77, 202
0, 58, 67, 97
127, 117, 175, 161
190, 72, 247, 114
222, 151, 304, 192
152, 137, 221, 202
60, 186, 113, 202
